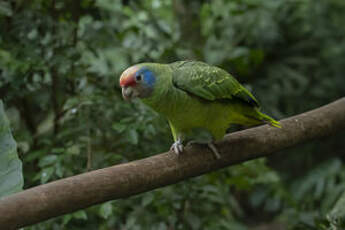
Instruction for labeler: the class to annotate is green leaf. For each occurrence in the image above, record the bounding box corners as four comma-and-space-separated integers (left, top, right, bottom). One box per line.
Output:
72, 210, 88, 220
127, 129, 139, 145
66, 145, 80, 155
112, 123, 126, 132
327, 191, 345, 228
185, 213, 201, 230
62, 214, 73, 225
141, 193, 154, 207
38, 154, 58, 167
27, 29, 38, 40
0, 100, 23, 198
0, 2, 12, 16
40, 167, 54, 184
99, 202, 113, 219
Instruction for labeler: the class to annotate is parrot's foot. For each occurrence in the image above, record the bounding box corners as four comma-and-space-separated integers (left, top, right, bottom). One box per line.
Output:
207, 142, 221, 159
170, 139, 184, 155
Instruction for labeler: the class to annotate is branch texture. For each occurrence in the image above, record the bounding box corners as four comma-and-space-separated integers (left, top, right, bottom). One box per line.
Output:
0, 98, 344, 228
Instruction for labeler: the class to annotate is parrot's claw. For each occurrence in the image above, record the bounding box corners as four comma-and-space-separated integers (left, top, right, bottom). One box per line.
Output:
170, 140, 184, 155
207, 142, 221, 159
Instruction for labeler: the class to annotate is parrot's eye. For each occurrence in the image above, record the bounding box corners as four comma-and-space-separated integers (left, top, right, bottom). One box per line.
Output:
135, 74, 143, 81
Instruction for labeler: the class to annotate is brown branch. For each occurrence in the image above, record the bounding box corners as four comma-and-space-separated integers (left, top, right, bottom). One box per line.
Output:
0, 98, 344, 229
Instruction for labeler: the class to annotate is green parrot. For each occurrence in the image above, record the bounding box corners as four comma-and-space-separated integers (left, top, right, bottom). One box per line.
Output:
119, 61, 280, 158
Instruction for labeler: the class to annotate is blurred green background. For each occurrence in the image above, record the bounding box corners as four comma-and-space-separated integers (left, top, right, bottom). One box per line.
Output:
1, 0, 345, 229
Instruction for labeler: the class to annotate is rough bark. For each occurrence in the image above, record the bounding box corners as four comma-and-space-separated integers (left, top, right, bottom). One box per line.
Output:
0, 98, 344, 228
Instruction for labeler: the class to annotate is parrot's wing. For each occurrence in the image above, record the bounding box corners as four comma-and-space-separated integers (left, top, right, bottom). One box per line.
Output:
170, 61, 259, 107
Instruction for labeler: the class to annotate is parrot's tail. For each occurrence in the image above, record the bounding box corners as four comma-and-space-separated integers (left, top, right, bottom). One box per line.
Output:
259, 112, 281, 128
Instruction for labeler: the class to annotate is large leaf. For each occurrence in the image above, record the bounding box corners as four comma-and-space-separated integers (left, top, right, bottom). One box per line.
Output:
327, 191, 345, 228
0, 100, 23, 198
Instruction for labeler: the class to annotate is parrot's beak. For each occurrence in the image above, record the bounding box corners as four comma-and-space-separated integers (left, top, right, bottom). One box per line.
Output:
122, 87, 133, 101
120, 66, 140, 101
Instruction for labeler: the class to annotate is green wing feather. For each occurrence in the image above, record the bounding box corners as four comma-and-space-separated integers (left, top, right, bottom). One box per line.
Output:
170, 61, 259, 107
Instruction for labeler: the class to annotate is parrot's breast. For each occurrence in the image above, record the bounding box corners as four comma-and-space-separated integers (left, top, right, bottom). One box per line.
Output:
163, 91, 242, 141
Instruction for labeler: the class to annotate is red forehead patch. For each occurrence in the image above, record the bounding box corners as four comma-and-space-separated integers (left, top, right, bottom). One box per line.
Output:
119, 66, 139, 87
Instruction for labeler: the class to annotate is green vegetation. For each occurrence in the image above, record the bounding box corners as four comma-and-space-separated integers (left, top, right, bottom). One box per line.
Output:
0, 0, 344, 229
0, 100, 23, 198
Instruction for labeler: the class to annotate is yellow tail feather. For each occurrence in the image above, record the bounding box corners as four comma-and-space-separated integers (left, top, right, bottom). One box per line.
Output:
258, 111, 281, 128
269, 119, 281, 128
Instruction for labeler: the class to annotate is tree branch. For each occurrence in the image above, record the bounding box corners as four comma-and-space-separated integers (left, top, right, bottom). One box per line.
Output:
0, 98, 344, 228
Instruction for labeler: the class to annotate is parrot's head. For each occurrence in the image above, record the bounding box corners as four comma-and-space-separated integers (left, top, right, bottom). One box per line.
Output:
119, 65, 156, 101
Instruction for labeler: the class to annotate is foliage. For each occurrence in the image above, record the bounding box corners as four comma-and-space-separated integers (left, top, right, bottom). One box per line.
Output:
0, 100, 23, 198
0, 0, 344, 229
327, 191, 345, 229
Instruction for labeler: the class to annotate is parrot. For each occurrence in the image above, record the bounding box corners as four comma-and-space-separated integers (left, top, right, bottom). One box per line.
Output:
119, 61, 281, 158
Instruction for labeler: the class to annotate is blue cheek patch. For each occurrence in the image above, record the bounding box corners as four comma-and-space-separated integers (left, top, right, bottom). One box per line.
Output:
141, 69, 156, 87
